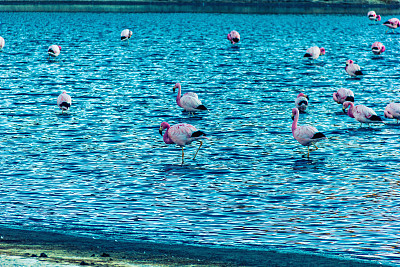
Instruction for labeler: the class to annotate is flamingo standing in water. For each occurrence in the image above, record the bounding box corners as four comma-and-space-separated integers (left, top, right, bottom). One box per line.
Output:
303, 46, 325, 60
57, 91, 72, 113
342, 101, 383, 127
291, 108, 326, 158
384, 103, 400, 123
367, 11, 381, 22
121, 29, 133, 41
371, 42, 385, 55
333, 88, 354, 104
383, 18, 400, 33
48, 45, 61, 59
295, 93, 309, 112
0, 37, 5, 51
227, 30, 240, 45
173, 83, 207, 114
345, 60, 363, 77
159, 122, 208, 164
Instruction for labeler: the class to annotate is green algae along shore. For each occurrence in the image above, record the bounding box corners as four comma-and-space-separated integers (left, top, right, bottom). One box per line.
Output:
0, 0, 400, 13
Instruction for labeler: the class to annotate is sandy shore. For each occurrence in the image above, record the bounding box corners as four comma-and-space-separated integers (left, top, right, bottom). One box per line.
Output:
0, 226, 393, 267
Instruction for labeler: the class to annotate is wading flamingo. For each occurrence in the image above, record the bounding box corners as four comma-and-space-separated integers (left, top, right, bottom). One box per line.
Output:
371, 42, 385, 55
173, 83, 207, 114
384, 103, 400, 123
121, 29, 132, 41
345, 60, 363, 77
383, 18, 400, 33
343, 101, 383, 127
159, 122, 208, 164
227, 30, 240, 45
367, 11, 381, 21
57, 91, 72, 113
295, 93, 309, 112
304, 46, 325, 60
291, 108, 326, 158
333, 88, 354, 104
0, 37, 5, 50
48, 45, 61, 58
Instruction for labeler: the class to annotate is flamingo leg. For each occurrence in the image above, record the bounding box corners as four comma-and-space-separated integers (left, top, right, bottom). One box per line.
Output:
307, 146, 310, 158
181, 147, 185, 164
193, 141, 203, 160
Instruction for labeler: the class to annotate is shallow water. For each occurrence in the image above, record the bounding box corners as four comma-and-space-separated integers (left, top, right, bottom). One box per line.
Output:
0, 12, 400, 265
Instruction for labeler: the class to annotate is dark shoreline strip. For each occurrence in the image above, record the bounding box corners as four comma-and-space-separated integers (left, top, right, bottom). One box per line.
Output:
0, 2, 400, 14
0, 226, 391, 266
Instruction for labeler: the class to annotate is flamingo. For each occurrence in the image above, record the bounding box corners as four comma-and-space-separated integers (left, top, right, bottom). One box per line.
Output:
48, 45, 61, 58
173, 83, 207, 114
295, 93, 309, 112
342, 101, 383, 127
345, 60, 363, 77
383, 18, 400, 33
57, 91, 72, 113
367, 11, 381, 21
384, 103, 400, 123
159, 122, 208, 164
371, 42, 385, 55
121, 29, 132, 41
0, 37, 5, 51
291, 108, 326, 158
303, 46, 325, 60
227, 30, 240, 45
333, 88, 354, 104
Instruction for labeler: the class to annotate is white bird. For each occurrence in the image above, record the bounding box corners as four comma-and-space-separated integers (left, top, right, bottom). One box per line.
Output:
384, 103, 400, 123
0, 37, 5, 50
173, 83, 207, 113
345, 60, 363, 77
295, 93, 309, 112
48, 45, 61, 58
371, 42, 385, 55
57, 91, 72, 113
304, 46, 325, 60
333, 88, 354, 104
121, 29, 132, 41
343, 101, 383, 126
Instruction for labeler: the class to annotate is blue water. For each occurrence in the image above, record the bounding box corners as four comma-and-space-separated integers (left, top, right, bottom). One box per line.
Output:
0, 12, 400, 265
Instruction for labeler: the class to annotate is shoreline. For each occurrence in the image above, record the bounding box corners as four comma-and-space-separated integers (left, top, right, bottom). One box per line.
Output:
0, 1, 400, 13
0, 226, 392, 266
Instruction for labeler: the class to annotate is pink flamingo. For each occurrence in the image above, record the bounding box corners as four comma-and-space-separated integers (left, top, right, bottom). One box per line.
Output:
227, 30, 240, 45
384, 103, 400, 123
159, 122, 208, 164
383, 18, 400, 33
333, 88, 354, 104
173, 83, 207, 114
121, 29, 133, 41
48, 45, 61, 58
292, 108, 326, 158
371, 42, 385, 55
367, 11, 381, 21
57, 91, 72, 113
0, 37, 5, 51
342, 101, 383, 127
303, 46, 325, 60
295, 93, 309, 112
345, 60, 363, 77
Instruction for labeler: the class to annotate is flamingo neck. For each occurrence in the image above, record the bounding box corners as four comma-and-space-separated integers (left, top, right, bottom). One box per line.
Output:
292, 112, 298, 136
162, 126, 174, 144
347, 102, 355, 118
175, 84, 183, 108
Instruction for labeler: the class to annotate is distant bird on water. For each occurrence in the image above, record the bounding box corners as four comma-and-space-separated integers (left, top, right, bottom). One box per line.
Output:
173, 83, 207, 114
304, 46, 325, 60
159, 122, 208, 164
57, 91, 72, 113
345, 60, 363, 77
295, 93, 309, 112
367, 11, 381, 22
371, 42, 385, 55
333, 88, 354, 104
121, 29, 132, 41
227, 30, 240, 45
48, 45, 61, 58
0, 37, 5, 51
383, 18, 400, 33
291, 108, 326, 158
384, 103, 400, 123
342, 101, 383, 127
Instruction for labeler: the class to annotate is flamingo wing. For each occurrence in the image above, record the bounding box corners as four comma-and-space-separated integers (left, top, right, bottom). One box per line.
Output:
180, 94, 202, 111
168, 124, 197, 146
57, 93, 71, 106
294, 125, 318, 146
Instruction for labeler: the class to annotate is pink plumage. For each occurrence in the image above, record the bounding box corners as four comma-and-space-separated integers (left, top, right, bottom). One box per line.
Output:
371, 42, 385, 55
291, 108, 326, 158
342, 101, 383, 126
333, 88, 354, 104
159, 122, 208, 164
121, 29, 132, 41
368, 11, 381, 21
0, 37, 5, 50
227, 30, 240, 45
48, 45, 61, 58
383, 18, 400, 33
295, 93, 309, 112
173, 83, 207, 113
384, 103, 400, 123
304, 46, 325, 60
345, 60, 363, 77
57, 91, 72, 113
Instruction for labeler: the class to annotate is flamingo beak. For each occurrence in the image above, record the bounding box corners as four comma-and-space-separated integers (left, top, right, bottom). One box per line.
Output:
173, 86, 176, 93
159, 127, 163, 136
291, 114, 294, 121
342, 108, 346, 113
306, 95, 309, 100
